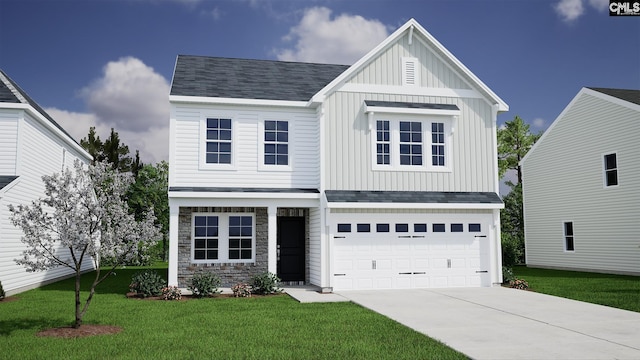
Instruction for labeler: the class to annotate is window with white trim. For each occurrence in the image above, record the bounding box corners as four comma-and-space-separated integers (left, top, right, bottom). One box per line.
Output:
604, 153, 618, 187
205, 118, 232, 164
264, 120, 289, 166
371, 116, 452, 171
563, 221, 574, 252
192, 214, 254, 263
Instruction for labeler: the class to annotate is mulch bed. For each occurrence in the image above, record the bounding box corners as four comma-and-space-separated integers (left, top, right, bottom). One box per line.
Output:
37, 324, 123, 338
0, 296, 20, 303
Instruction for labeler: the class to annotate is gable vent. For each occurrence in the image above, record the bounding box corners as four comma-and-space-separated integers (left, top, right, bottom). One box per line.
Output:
402, 57, 419, 86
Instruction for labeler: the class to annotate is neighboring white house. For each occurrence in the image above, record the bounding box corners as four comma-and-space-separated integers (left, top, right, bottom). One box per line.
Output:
0, 70, 94, 296
522, 87, 640, 275
168, 19, 508, 292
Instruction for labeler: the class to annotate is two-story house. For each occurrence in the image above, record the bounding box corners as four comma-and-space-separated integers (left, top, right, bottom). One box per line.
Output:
168, 19, 508, 292
0, 70, 94, 296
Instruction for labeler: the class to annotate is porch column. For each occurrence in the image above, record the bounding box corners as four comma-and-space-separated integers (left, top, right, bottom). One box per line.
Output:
168, 203, 180, 286
267, 205, 277, 274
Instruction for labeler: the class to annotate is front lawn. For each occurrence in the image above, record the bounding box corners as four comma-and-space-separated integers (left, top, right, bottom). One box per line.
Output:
0, 265, 466, 360
513, 266, 640, 312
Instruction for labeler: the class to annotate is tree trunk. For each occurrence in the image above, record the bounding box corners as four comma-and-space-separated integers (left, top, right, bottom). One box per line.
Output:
74, 270, 82, 328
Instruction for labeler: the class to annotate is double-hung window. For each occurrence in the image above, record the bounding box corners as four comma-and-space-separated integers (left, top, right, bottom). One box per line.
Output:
205, 118, 232, 164
264, 120, 289, 166
603, 153, 618, 187
376, 120, 390, 165
192, 213, 255, 263
399, 121, 423, 166
563, 221, 575, 252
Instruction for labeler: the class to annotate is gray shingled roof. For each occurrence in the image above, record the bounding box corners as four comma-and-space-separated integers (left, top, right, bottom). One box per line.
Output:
588, 87, 640, 106
365, 101, 460, 111
170, 55, 349, 101
325, 190, 502, 204
0, 175, 19, 190
169, 187, 319, 194
0, 70, 79, 144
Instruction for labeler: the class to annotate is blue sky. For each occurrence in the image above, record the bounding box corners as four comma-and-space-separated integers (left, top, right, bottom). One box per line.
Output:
1, 0, 638, 168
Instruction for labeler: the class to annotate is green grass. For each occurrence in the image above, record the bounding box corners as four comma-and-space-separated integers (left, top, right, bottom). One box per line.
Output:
0, 265, 465, 360
513, 266, 640, 312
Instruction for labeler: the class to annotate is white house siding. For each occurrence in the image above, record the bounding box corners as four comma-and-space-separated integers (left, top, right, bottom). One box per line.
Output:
0, 112, 93, 295
170, 103, 320, 189
523, 92, 640, 275
349, 34, 471, 90
323, 92, 496, 192
0, 110, 19, 174
308, 207, 322, 286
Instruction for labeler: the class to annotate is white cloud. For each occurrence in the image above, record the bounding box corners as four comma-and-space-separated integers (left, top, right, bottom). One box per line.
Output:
554, 0, 609, 21
48, 57, 170, 164
275, 7, 389, 65
532, 118, 546, 128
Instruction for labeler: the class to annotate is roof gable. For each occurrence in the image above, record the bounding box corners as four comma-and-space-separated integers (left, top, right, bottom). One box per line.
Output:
311, 19, 508, 111
170, 55, 348, 102
587, 87, 640, 106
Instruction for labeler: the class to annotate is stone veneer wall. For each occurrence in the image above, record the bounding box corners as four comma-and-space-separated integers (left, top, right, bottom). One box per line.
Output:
178, 207, 268, 288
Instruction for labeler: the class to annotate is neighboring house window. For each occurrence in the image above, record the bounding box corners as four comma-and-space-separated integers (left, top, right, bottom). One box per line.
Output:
563, 221, 574, 252
604, 153, 618, 187
376, 120, 390, 165
264, 120, 288, 165
192, 214, 254, 263
206, 118, 232, 164
431, 122, 445, 167
399, 121, 422, 166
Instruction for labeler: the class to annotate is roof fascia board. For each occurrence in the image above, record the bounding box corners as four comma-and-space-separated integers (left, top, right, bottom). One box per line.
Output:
169, 95, 309, 108
339, 83, 484, 99
168, 191, 321, 200
168, 196, 320, 208
326, 201, 504, 210
0, 177, 20, 198
4, 103, 92, 161
364, 104, 460, 117
586, 88, 640, 112
311, 18, 508, 112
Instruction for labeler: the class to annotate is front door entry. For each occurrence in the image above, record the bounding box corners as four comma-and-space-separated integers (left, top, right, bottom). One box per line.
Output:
277, 217, 305, 282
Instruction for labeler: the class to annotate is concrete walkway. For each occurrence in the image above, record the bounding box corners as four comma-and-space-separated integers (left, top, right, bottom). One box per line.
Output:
283, 286, 348, 303
338, 287, 640, 360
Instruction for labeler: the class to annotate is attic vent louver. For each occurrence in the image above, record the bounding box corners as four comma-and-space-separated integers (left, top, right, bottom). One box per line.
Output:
402, 57, 419, 86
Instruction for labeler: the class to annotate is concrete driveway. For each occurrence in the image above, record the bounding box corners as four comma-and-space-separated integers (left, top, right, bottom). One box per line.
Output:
338, 287, 640, 360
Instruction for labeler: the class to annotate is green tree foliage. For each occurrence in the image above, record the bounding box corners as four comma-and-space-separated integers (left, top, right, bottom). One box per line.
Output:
128, 161, 169, 261
80, 126, 104, 164
498, 116, 542, 266
80, 127, 142, 174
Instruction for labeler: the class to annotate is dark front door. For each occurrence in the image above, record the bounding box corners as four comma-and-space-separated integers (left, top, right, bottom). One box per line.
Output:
277, 217, 305, 282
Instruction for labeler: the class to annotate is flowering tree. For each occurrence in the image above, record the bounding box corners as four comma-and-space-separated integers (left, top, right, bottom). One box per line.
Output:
9, 160, 160, 328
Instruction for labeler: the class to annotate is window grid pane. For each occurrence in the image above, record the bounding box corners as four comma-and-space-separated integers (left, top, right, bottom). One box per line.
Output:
206, 118, 232, 164
264, 120, 288, 165
194, 216, 219, 260
399, 121, 422, 166
604, 153, 618, 186
431, 122, 445, 166
564, 222, 574, 251
229, 216, 252, 259
376, 120, 391, 165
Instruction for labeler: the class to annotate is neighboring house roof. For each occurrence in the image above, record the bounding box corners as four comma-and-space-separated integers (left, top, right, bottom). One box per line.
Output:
587, 87, 640, 106
0, 175, 19, 190
0, 70, 79, 144
169, 187, 319, 193
364, 100, 460, 111
325, 190, 502, 204
170, 55, 349, 102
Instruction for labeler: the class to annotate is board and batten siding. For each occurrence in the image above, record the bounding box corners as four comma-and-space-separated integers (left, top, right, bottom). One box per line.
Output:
0, 112, 94, 295
349, 33, 471, 89
0, 110, 19, 174
170, 104, 320, 189
523, 92, 640, 275
323, 91, 496, 192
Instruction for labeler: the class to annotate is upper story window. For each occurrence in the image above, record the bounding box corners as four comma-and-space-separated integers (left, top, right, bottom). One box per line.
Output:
603, 153, 618, 187
264, 120, 288, 166
563, 221, 574, 252
371, 116, 451, 172
206, 118, 232, 164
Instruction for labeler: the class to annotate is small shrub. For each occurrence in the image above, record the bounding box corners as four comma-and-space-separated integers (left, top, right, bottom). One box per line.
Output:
162, 286, 182, 301
502, 266, 516, 283
251, 272, 282, 295
508, 278, 530, 290
231, 282, 252, 297
188, 271, 221, 298
0, 281, 5, 300
129, 270, 166, 298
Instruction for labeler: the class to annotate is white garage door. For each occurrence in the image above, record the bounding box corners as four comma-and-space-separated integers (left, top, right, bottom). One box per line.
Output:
332, 214, 491, 290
